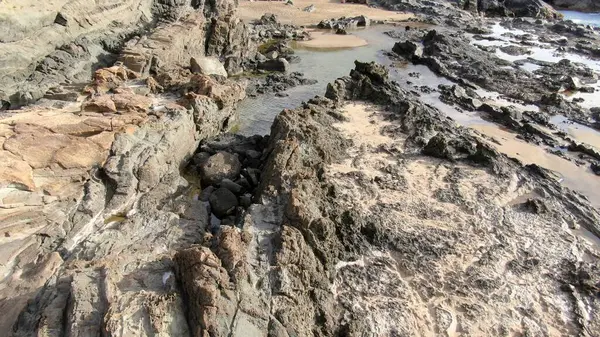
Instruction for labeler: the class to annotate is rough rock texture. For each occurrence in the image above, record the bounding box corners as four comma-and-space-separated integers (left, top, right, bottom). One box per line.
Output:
0, 0, 256, 108
0, 55, 246, 333
200, 152, 243, 185
249, 62, 600, 335
545, 0, 600, 12
318, 15, 371, 30
376, 0, 560, 19
392, 28, 599, 128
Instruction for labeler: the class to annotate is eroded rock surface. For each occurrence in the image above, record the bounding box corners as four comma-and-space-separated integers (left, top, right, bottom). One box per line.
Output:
0, 0, 256, 108
0, 12, 248, 332
247, 62, 600, 335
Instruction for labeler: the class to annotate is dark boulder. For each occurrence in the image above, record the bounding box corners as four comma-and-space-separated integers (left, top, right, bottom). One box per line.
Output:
209, 187, 239, 218
257, 58, 290, 72
392, 41, 423, 60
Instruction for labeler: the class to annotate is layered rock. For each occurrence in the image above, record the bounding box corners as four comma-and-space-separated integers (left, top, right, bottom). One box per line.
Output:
0, 0, 256, 108
0, 57, 246, 334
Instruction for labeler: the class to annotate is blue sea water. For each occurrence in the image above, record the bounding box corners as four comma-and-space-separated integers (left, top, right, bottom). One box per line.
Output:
560, 10, 600, 27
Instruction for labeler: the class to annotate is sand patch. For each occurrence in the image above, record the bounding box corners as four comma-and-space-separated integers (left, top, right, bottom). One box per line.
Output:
238, 0, 412, 26
295, 30, 368, 50
565, 126, 600, 150
472, 124, 600, 206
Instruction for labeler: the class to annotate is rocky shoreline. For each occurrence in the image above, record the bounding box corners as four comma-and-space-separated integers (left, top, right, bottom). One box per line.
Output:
1, 0, 600, 335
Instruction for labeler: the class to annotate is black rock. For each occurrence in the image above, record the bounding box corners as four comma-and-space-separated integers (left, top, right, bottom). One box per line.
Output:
236, 177, 251, 190
200, 186, 216, 202
243, 168, 261, 186
591, 163, 600, 175
193, 152, 211, 166
221, 179, 244, 195
209, 187, 239, 218
257, 58, 290, 72
240, 194, 253, 208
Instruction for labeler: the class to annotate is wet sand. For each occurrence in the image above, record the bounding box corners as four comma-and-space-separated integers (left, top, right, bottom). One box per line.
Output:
472, 124, 600, 206
295, 30, 368, 49
238, 0, 412, 26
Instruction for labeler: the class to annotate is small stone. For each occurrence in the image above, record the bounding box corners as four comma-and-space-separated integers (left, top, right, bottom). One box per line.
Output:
257, 58, 290, 73
580, 87, 595, 93
221, 216, 237, 227
392, 41, 423, 59
200, 152, 242, 186
193, 152, 211, 166
243, 168, 261, 186
200, 186, 216, 202
566, 76, 582, 90
209, 187, 239, 218
236, 177, 251, 190
190, 57, 228, 77
303, 4, 316, 12
220, 179, 244, 195
240, 194, 253, 208
246, 149, 262, 159
591, 163, 600, 175
266, 50, 279, 60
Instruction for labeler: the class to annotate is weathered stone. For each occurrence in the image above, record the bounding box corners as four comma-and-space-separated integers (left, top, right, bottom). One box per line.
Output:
200, 152, 242, 186
190, 57, 229, 78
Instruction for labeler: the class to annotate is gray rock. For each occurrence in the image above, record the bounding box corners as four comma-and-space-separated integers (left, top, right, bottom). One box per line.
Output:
243, 168, 261, 186
246, 150, 262, 159
190, 57, 229, 78
303, 4, 316, 12
257, 58, 290, 73
200, 152, 242, 186
318, 15, 370, 30
566, 76, 583, 90
209, 187, 239, 218
265, 50, 279, 60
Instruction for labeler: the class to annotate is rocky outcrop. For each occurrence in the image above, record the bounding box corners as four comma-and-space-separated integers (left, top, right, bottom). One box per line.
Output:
476, 0, 560, 18
545, 0, 600, 12
250, 61, 600, 335
318, 15, 371, 30
0, 0, 256, 108
0, 55, 246, 334
376, 0, 560, 19
392, 29, 599, 128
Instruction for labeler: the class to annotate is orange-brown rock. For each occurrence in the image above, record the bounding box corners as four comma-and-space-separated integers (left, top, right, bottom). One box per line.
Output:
85, 65, 139, 95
